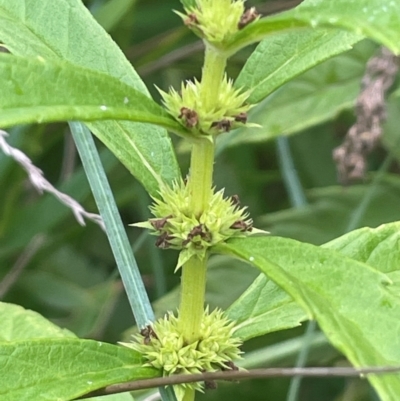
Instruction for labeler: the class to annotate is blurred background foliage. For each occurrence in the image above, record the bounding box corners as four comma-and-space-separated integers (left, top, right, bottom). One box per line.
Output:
1, 0, 399, 400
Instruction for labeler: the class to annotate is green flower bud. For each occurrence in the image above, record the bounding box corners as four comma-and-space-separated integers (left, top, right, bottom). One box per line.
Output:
121, 308, 242, 400
132, 180, 266, 271
158, 75, 256, 138
175, 0, 260, 45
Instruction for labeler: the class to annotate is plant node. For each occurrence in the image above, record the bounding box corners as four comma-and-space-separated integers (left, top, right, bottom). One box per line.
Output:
158, 76, 255, 138
132, 180, 266, 271
121, 308, 242, 401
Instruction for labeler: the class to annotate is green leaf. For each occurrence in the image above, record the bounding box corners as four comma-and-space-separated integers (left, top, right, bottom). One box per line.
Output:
235, 29, 362, 104
0, 0, 181, 194
0, 54, 188, 137
293, 0, 400, 53
87, 120, 180, 197
0, 338, 158, 401
0, 302, 76, 341
221, 41, 376, 147
215, 236, 400, 401
324, 221, 400, 275
226, 221, 400, 341
225, 0, 400, 55
226, 274, 307, 341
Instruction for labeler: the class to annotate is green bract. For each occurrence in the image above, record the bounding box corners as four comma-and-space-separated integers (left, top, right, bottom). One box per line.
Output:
132, 180, 265, 270
121, 308, 242, 401
158, 76, 254, 137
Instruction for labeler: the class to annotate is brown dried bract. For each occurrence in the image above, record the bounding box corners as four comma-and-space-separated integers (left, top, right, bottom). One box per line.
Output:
223, 361, 239, 371
184, 12, 199, 27
234, 112, 248, 124
221, 361, 240, 383
211, 119, 232, 132
230, 219, 253, 232
155, 232, 174, 249
238, 7, 260, 29
230, 194, 241, 207
179, 107, 199, 128
150, 215, 172, 231
140, 325, 158, 345
182, 224, 211, 246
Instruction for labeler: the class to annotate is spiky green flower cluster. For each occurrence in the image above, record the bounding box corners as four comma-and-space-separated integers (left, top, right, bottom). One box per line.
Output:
133, 180, 263, 271
176, 0, 259, 44
121, 308, 242, 400
158, 76, 254, 137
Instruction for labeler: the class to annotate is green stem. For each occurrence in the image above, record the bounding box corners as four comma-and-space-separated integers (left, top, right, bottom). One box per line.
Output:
188, 139, 215, 216
179, 43, 226, 344
179, 255, 208, 342
178, 43, 227, 401
200, 44, 227, 111
178, 140, 214, 343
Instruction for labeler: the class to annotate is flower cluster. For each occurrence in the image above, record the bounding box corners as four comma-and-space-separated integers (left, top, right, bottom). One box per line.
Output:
158, 76, 254, 137
176, 0, 260, 44
132, 180, 264, 271
121, 308, 242, 400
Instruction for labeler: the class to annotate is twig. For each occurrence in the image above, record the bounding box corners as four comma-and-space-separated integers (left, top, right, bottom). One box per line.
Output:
78, 366, 400, 399
0, 130, 104, 230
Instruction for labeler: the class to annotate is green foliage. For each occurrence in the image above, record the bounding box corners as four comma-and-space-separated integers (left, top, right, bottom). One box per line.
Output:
0, 0, 180, 194
0, 338, 158, 401
226, 274, 307, 341
235, 29, 362, 104
223, 40, 377, 147
226, 0, 400, 55
0, 302, 76, 340
0, 55, 187, 136
216, 234, 400, 400
0, 0, 400, 401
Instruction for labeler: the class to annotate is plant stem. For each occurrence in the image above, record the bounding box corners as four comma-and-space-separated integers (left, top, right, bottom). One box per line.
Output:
200, 44, 227, 111
178, 47, 226, 336
179, 139, 214, 343
188, 138, 215, 216
178, 43, 227, 401
179, 251, 208, 343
